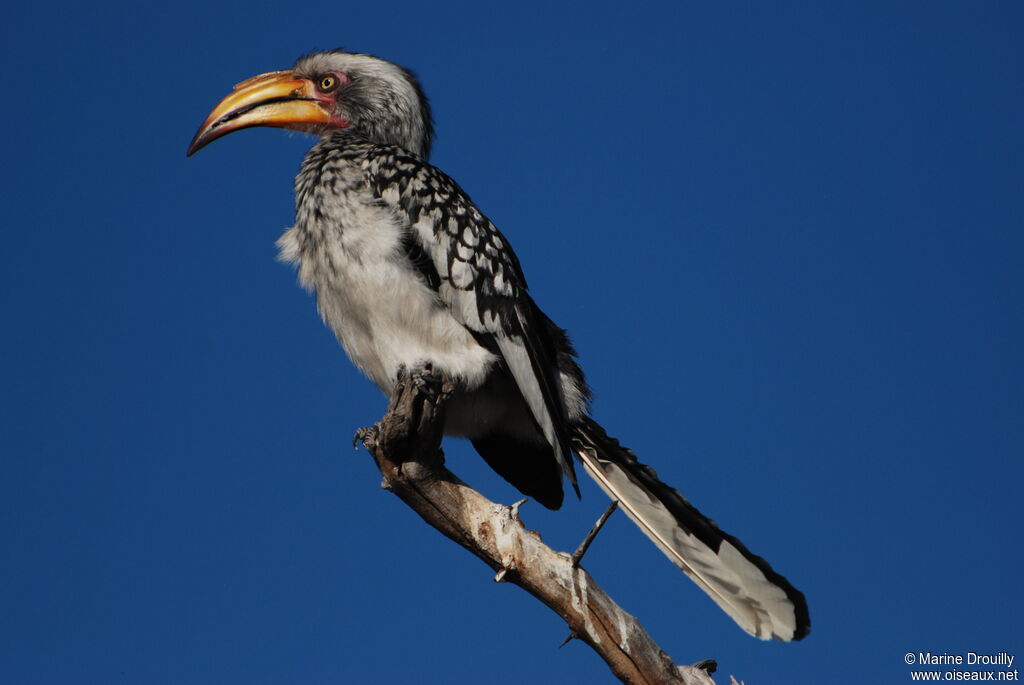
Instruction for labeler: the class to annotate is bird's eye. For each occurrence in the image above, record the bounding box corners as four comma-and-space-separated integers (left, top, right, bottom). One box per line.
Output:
318, 74, 340, 92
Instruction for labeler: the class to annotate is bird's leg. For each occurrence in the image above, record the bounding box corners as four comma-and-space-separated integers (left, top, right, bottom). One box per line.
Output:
405, 363, 451, 471
570, 500, 619, 567
355, 362, 452, 477
353, 364, 415, 451
407, 361, 441, 404
353, 363, 441, 452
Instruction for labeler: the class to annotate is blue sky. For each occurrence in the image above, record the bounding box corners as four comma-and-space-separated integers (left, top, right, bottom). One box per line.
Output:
2, 2, 1021, 683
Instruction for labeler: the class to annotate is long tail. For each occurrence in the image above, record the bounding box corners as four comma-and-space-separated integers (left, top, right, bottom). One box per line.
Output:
571, 416, 810, 641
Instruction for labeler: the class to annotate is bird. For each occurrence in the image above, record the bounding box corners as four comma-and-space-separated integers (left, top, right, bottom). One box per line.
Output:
188, 49, 810, 642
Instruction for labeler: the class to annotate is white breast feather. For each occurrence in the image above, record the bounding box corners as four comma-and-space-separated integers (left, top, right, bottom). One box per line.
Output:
278, 186, 496, 396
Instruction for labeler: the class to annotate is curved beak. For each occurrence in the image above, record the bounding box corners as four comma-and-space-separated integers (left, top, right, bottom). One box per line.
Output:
187, 70, 333, 156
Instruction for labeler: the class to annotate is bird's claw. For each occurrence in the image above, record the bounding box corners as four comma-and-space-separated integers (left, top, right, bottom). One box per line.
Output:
408, 362, 441, 403
353, 426, 378, 450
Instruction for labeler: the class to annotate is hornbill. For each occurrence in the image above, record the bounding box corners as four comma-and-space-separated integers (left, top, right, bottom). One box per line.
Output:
188, 50, 810, 642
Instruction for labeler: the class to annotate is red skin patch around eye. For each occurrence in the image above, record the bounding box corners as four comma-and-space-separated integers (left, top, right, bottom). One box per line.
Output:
316, 72, 351, 128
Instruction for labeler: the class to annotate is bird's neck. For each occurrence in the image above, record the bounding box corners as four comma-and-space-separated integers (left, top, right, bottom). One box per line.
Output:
318, 123, 428, 160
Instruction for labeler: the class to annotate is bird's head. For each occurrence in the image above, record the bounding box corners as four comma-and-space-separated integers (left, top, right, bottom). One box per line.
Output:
187, 50, 433, 159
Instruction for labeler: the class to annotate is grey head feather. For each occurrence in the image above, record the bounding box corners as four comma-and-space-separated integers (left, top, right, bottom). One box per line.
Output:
294, 50, 434, 159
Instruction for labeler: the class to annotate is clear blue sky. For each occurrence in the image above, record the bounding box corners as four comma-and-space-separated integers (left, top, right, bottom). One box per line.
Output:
2, 2, 1021, 683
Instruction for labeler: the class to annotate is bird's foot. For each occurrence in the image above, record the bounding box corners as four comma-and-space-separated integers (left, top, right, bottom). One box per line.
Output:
405, 362, 442, 404
353, 425, 379, 451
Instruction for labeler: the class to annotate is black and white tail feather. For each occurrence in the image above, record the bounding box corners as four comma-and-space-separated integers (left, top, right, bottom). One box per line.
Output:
573, 417, 810, 641
190, 49, 811, 645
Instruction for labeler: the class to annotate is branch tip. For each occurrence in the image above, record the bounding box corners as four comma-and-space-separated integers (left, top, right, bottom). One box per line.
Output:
510, 497, 528, 520
571, 500, 619, 567
692, 659, 718, 674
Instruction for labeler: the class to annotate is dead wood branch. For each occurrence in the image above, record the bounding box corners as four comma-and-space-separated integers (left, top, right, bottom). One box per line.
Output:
355, 369, 720, 685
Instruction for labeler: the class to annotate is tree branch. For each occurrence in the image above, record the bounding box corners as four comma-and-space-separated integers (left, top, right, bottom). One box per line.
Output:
355, 370, 725, 685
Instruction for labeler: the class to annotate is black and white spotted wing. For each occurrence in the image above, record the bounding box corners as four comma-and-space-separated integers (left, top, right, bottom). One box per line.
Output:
362, 145, 578, 489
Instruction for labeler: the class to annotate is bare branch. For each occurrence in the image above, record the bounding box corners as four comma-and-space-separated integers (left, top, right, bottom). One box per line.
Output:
355, 370, 723, 684
572, 499, 619, 567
